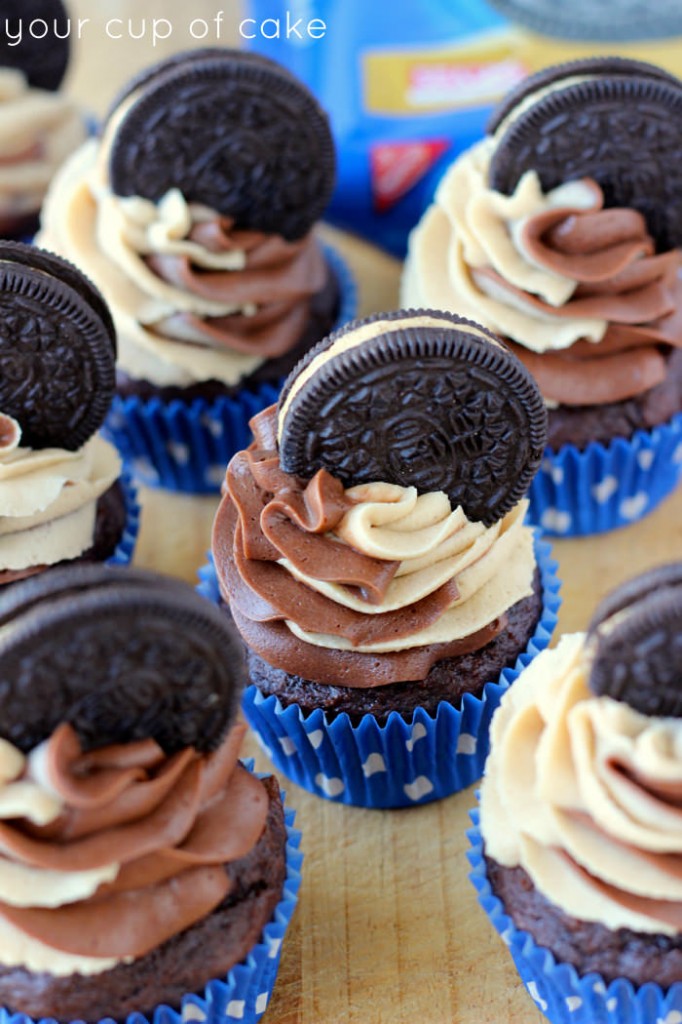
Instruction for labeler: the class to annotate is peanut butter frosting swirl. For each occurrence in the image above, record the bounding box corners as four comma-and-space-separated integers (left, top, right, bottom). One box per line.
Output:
481, 633, 682, 935
402, 138, 682, 407
213, 406, 536, 687
0, 721, 268, 975
0, 68, 85, 231
39, 135, 328, 388
0, 413, 121, 578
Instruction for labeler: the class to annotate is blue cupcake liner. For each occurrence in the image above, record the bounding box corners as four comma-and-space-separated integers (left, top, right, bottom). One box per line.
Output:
197, 533, 561, 809
105, 242, 357, 493
467, 808, 682, 1024
0, 766, 301, 1024
106, 464, 140, 567
527, 412, 682, 537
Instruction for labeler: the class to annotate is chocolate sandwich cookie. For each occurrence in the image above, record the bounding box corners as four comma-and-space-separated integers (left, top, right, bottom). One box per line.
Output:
586, 562, 682, 716
488, 62, 682, 251
0, 242, 116, 451
277, 309, 547, 526
106, 47, 335, 241
0, 564, 243, 753
0, 0, 70, 92
486, 55, 682, 134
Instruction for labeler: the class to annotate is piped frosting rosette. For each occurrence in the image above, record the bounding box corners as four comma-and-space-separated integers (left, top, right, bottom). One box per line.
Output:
469, 563, 682, 1023
402, 59, 682, 535
205, 309, 560, 807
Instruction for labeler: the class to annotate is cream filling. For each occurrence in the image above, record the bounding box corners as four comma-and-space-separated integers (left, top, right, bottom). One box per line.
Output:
283, 484, 534, 652
38, 137, 267, 388
277, 313, 506, 442
401, 137, 608, 353
481, 633, 682, 935
0, 421, 121, 571
0, 68, 85, 218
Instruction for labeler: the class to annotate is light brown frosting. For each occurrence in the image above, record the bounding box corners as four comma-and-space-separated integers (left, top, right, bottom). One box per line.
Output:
212, 404, 536, 686
402, 139, 682, 406
481, 633, 682, 935
38, 134, 327, 387
0, 68, 84, 229
0, 721, 268, 975
0, 414, 121, 574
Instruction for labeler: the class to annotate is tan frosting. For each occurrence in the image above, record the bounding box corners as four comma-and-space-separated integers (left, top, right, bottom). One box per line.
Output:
0, 415, 121, 571
39, 121, 327, 387
286, 487, 533, 653
481, 633, 682, 935
0, 68, 84, 225
402, 139, 682, 406
0, 722, 269, 975
402, 140, 608, 351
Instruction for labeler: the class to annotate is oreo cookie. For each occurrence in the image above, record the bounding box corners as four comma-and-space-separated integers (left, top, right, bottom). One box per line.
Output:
586, 563, 682, 717
0, 0, 70, 92
276, 309, 547, 526
0, 241, 116, 450
486, 56, 681, 134
106, 48, 335, 242
488, 62, 682, 252
0, 564, 243, 754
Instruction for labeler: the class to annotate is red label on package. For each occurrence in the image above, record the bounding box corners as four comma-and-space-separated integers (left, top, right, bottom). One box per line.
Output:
370, 138, 450, 213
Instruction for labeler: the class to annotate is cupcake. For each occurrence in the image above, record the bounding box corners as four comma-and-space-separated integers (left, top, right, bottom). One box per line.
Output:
0, 0, 86, 238
0, 563, 301, 1024
39, 47, 356, 493
470, 562, 682, 1023
402, 57, 682, 535
206, 309, 561, 808
0, 241, 138, 584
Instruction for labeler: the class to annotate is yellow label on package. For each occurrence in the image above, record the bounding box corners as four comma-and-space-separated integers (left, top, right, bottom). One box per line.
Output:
362, 31, 528, 113
362, 29, 682, 115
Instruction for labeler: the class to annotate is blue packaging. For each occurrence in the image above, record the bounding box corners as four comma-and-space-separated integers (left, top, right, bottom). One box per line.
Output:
246, 1, 682, 257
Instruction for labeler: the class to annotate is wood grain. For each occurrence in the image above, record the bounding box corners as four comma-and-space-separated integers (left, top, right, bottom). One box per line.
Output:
59, 5, 682, 1021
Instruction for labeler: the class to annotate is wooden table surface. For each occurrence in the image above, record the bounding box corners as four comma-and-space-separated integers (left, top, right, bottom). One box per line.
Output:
56, 4, 682, 1021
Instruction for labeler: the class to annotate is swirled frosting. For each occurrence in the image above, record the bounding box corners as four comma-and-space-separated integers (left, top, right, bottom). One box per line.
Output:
0, 413, 121, 578
38, 112, 329, 388
402, 138, 682, 407
0, 68, 84, 232
481, 632, 682, 935
212, 405, 537, 686
0, 720, 268, 975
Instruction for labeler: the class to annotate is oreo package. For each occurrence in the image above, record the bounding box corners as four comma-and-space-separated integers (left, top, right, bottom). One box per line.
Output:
246, 0, 682, 256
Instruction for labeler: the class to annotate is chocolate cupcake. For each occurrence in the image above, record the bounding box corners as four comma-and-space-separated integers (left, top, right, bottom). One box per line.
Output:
39, 47, 356, 493
402, 57, 682, 535
0, 564, 301, 1024
470, 563, 682, 1023
0, 241, 138, 584
0, 0, 86, 238
205, 309, 560, 807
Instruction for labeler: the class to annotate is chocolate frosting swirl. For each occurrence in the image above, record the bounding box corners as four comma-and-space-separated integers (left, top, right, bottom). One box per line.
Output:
500, 184, 682, 405
147, 215, 328, 358
0, 722, 268, 962
402, 143, 682, 408
212, 406, 538, 688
